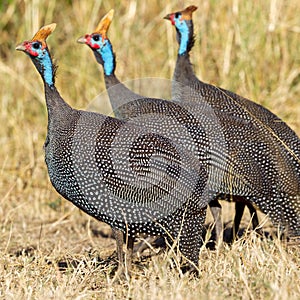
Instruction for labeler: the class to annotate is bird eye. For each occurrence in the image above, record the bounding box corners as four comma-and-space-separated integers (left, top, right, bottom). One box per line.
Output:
175, 12, 181, 18
93, 35, 100, 42
32, 42, 40, 49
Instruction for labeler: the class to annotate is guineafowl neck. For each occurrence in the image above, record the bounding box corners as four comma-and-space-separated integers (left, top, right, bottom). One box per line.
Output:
172, 53, 203, 102
96, 46, 142, 117
31, 52, 73, 118
104, 72, 121, 89
174, 53, 198, 86
105, 74, 142, 118
33, 55, 74, 128
43, 83, 74, 135
44, 84, 72, 115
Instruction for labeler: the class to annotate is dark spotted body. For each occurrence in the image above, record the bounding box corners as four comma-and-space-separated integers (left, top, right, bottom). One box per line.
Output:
44, 90, 209, 264
167, 7, 300, 236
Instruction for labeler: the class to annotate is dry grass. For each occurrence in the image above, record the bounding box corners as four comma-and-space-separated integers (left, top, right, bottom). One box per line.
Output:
1, 0, 300, 299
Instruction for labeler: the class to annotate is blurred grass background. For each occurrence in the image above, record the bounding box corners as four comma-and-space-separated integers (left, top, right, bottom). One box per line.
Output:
0, 0, 300, 299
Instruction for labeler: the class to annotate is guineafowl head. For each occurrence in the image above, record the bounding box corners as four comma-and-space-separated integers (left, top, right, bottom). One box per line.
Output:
164, 5, 197, 55
16, 23, 57, 87
78, 9, 116, 76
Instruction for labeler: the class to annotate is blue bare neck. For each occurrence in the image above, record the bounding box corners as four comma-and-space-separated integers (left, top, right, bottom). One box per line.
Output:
96, 39, 115, 76
179, 25, 189, 55
35, 49, 54, 87
175, 19, 193, 56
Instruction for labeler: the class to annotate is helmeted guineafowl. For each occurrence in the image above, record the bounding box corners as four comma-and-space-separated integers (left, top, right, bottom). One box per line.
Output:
77, 9, 255, 245
15, 23, 223, 273
164, 5, 300, 239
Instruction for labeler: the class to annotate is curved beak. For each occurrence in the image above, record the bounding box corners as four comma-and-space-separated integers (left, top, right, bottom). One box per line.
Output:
77, 36, 86, 44
15, 43, 26, 51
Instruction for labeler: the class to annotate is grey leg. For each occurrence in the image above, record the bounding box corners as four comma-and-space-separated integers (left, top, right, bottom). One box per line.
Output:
125, 236, 134, 273
113, 228, 124, 268
112, 228, 134, 279
209, 199, 223, 245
